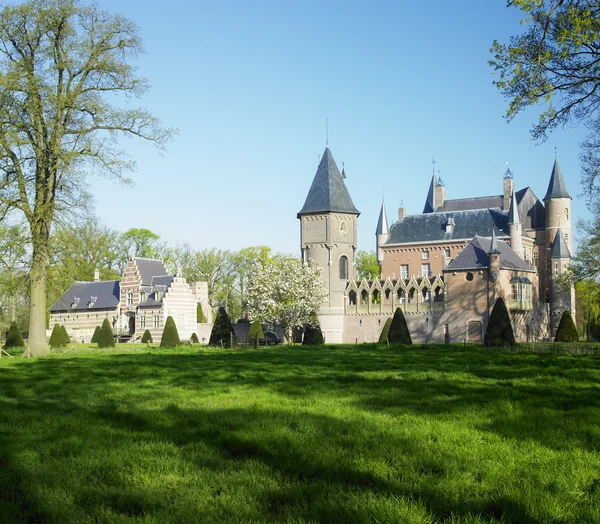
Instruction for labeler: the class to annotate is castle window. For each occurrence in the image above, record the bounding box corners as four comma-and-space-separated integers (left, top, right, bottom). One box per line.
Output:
565, 232, 569, 245
510, 276, 533, 310
126, 291, 133, 307
140, 291, 146, 303
339, 256, 348, 280
421, 263, 431, 278
466, 272, 474, 282
555, 262, 559, 277
533, 251, 539, 267
444, 248, 451, 258
400, 264, 409, 279
422, 250, 430, 260
340, 221, 347, 234
565, 208, 569, 221
153, 315, 159, 328
140, 315, 145, 328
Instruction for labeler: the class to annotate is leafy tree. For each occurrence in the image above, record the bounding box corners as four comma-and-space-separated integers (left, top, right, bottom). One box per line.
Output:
484, 297, 515, 347
190, 332, 199, 344
209, 307, 233, 347
49, 323, 66, 347
98, 319, 115, 349
141, 329, 153, 344
246, 256, 328, 344
555, 310, 579, 342
90, 325, 101, 344
160, 316, 180, 348
378, 317, 393, 343
0, 223, 29, 326
121, 228, 163, 260
196, 303, 207, 323
356, 250, 380, 280
60, 325, 70, 344
4, 320, 24, 348
388, 308, 412, 345
248, 320, 264, 347
0, 0, 173, 356
490, 1, 600, 204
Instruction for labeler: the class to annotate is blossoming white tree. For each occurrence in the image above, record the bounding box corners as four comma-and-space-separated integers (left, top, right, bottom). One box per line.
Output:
246, 256, 328, 344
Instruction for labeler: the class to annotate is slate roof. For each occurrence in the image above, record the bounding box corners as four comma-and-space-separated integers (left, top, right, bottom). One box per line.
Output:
138, 275, 175, 307
445, 236, 534, 272
423, 175, 435, 213
550, 228, 571, 258
488, 229, 501, 254
375, 201, 388, 235
49, 280, 120, 312
386, 208, 509, 245
298, 148, 360, 216
434, 195, 504, 213
544, 160, 571, 200
134, 258, 168, 286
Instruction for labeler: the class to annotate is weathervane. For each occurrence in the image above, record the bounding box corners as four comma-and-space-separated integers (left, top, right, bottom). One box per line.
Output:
504, 161, 513, 179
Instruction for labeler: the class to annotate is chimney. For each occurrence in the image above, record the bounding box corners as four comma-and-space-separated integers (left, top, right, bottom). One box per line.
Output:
398, 207, 406, 221
93, 268, 100, 282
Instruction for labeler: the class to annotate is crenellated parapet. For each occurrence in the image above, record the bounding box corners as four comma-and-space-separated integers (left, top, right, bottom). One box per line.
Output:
345, 274, 446, 315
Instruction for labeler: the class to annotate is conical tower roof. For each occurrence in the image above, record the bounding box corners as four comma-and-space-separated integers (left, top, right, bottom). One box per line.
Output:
376, 201, 388, 235
423, 175, 436, 213
508, 190, 520, 225
487, 229, 501, 255
298, 148, 359, 217
543, 159, 571, 200
550, 228, 571, 258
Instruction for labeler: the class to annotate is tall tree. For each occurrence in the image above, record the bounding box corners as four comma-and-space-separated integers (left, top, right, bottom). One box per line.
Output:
490, 1, 600, 205
0, 0, 172, 356
121, 228, 163, 261
0, 222, 29, 327
356, 250, 380, 280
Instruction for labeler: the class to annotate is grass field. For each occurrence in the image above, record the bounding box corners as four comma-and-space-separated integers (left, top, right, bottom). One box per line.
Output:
1, 344, 599, 523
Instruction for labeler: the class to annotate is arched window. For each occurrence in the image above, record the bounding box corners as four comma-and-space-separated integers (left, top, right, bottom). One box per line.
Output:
339, 255, 348, 280
565, 208, 569, 221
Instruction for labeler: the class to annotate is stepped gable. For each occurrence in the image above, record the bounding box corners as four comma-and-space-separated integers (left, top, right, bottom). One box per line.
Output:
550, 229, 572, 258
49, 280, 120, 312
544, 160, 571, 200
298, 147, 360, 216
134, 258, 168, 286
386, 208, 508, 245
138, 274, 175, 307
446, 236, 533, 272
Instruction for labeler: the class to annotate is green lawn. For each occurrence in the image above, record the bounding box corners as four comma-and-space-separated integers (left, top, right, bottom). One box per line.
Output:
1, 344, 600, 523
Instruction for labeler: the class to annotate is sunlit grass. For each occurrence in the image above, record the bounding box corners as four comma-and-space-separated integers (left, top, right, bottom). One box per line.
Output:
0, 344, 599, 522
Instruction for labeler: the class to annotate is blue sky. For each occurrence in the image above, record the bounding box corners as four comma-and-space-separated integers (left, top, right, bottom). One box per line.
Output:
92, 0, 590, 254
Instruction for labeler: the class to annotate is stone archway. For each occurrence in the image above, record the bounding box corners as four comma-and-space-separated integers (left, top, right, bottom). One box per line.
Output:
128, 314, 136, 335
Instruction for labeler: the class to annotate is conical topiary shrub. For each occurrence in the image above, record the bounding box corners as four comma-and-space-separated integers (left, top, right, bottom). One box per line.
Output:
190, 332, 199, 344
91, 325, 101, 344
197, 303, 207, 323
303, 324, 324, 346
49, 323, 66, 347
248, 320, 264, 347
98, 318, 115, 348
60, 325, 70, 344
555, 310, 579, 342
141, 329, 153, 344
160, 316, 180, 348
484, 297, 515, 347
388, 308, 412, 344
4, 321, 24, 348
209, 307, 233, 347
378, 317, 393, 343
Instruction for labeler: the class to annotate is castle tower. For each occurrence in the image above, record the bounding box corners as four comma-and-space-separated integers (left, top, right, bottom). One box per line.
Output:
423, 173, 445, 212
549, 228, 574, 335
544, 159, 572, 255
375, 200, 388, 273
298, 147, 360, 342
508, 190, 523, 259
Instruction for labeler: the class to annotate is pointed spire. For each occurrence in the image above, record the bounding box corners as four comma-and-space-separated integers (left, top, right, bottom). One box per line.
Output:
508, 190, 520, 225
487, 229, 501, 255
550, 228, 571, 258
376, 200, 388, 235
298, 147, 360, 217
423, 174, 436, 213
544, 159, 571, 200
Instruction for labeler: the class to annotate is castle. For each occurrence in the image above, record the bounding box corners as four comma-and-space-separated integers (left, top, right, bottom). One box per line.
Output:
299, 147, 574, 344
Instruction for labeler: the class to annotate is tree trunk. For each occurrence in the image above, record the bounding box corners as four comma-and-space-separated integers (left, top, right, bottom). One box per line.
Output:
26, 231, 51, 357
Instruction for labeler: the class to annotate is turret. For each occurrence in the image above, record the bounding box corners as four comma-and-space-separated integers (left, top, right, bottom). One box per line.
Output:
375, 200, 388, 273
487, 230, 501, 282
423, 174, 445, 213
544, 159, 572, 254
508, 190, 523, 259
503, 166, 514, 211
549, 228, 574, 335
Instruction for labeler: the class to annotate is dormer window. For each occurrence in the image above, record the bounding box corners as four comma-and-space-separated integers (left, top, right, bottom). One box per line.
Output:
71, 297, 80, 309
88, 296, 97, 308
140, 291, 146, 303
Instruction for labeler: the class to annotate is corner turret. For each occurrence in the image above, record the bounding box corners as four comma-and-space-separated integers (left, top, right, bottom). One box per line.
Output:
487, 230, 501, 282
375, 200, 388, 273
508, 190, 523, 259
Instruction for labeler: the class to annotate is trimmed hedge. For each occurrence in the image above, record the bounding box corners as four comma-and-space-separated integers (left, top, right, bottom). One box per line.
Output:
190, 332, 199, 344
141, 329, 153, 344
49, 323, 67, 347
91, 325, 101, 344
197, 303, 207, 323
61, 325, 70, 344
555, 310, 579, 342
4, 321, 24, 348
388, 308, 412, 344
484, 297, 515, 347
378, 317, 393, 343
209, 307, 233, 347
303, 324, 324, 345
98, 318, 115, 348
160, 316, 180, 348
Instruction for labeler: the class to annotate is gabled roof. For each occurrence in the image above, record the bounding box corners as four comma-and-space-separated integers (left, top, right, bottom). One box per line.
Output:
134, 258, 168, 286
386, 208, 508, 245
49, 280, 120, 312
550, 228, 572, 258
298, 148, 359, 216
376, 201, 388, 235
445, 236, 534, 272
544, 160, 571, 200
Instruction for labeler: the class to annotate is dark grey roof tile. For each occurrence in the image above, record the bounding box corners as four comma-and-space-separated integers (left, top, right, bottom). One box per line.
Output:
134, 258, 168, 286
49, 280, 120, 312
445, 236, 534, 272
544, 160, 571, 200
